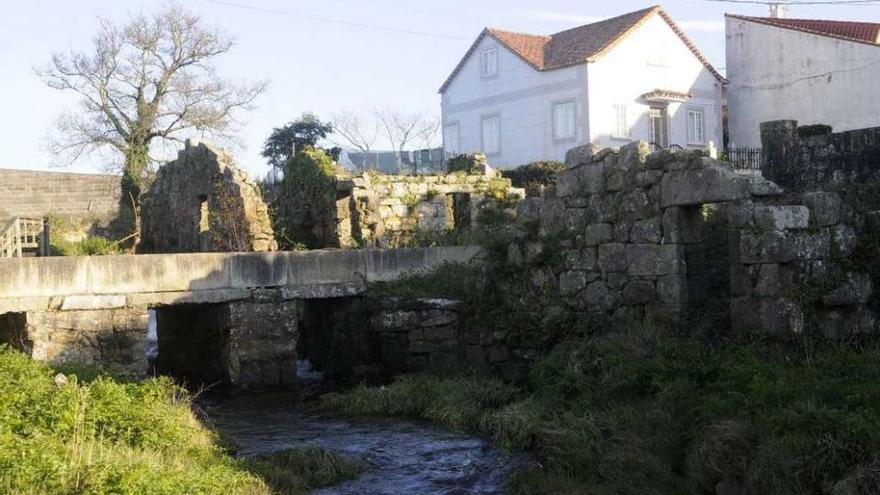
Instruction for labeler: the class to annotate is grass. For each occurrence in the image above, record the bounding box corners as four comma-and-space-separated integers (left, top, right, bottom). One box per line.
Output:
319, 325, 880, 495
0, 347, 362, 495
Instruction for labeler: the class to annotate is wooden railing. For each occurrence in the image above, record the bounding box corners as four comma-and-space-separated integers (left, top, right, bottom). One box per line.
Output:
0, 217, 49, 258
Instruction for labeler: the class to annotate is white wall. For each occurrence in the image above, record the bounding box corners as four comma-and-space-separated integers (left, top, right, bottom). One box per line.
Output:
441, 35, 589, 168
587, 15, 724, 150
727, 17, 880, 147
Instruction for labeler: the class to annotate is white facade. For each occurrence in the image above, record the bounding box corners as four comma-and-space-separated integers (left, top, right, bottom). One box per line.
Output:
440, 15, 724, 168
726, 16, 880, 147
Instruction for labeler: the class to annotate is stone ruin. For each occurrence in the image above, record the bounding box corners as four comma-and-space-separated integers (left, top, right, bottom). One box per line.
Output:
139, 141, 277, 253
282, 153, 525, 248
508, 141, 877, 340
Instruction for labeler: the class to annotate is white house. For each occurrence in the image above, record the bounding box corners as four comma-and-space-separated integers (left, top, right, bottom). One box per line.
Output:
439, 5, 725, 168
726, 14, 880, 148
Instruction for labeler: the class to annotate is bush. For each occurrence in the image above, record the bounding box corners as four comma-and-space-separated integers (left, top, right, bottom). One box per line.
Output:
243, 447, 364, 494
50, 235, 122, 256
501, 161, 564, 193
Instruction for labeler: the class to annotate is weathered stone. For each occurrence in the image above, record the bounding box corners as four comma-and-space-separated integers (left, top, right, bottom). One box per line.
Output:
507, 243, 524, 267
60, 295, 126, 311
791, 230, 831, 260
625, 244, 685, 276
753, 206, 810, 231
620, 188, 654, 220
630, 217, 662, 243
830, 224, 857, 258
557, 162, 605, 197
754, 264, 781, 297
745, 175, 784, 197
734, 230, 794, 264
657, 274, 687, 305
597, 243, 627, 273
565, 248, 597, 271
140, 140, 277, 253
613, 221, 632, 243
607, 273, 629, 291
564, 143, 602, 167
580, 281, 618, 312
623, 280, 655, 305
525, 242, 544, 264
800, 192, 840, 227
487, 346, 510, 363
661, 166, 750, 207
822, 272, 873, 307
584, 223, 613, 246
559, 271, 588, 296
423, 325, 457, 341
421, 310, 458, 328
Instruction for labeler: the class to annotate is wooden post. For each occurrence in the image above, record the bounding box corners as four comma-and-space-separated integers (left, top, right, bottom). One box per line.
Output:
41, 218, 50, 257
13, 219, 22, 258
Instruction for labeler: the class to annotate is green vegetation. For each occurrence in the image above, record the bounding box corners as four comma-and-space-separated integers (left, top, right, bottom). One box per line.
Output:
321, 328, 880, 495
0, 347, 364, 495
501, 160, 565, 193
46, 214, 124, 256
243, 447, 364, 494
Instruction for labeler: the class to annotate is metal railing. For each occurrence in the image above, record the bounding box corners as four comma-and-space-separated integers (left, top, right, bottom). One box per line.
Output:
0, 217, 49, 258
724, 147, 765, 171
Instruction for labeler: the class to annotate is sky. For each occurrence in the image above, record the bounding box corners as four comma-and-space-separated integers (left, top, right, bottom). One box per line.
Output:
1, 0, 878, 179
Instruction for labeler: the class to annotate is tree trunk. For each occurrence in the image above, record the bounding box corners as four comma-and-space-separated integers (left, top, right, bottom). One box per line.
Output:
120, 140, 149, 236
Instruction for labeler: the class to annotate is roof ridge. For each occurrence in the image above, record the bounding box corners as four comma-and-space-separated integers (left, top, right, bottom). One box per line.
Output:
549, 5, 660, 37
730, 14, 880, 26
486, 27, 550, 39
726, 13, 880, 45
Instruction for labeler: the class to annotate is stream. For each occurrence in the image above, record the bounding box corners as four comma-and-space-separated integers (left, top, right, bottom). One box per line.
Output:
201, 361, 531, 495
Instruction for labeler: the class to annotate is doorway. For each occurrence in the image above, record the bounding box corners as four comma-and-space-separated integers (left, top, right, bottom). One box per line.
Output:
649, 106, 668, 150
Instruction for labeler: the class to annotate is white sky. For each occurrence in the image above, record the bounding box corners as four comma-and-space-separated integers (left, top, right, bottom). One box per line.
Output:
0, 0, 878, 179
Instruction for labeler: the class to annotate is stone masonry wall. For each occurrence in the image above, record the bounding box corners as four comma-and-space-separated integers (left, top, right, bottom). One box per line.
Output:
0, 168, 121, 223
140, 140, 276, 253
761, 120, 880, 191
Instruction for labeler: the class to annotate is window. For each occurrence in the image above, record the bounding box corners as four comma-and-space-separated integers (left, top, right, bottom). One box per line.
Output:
443, 124, 460, 156
687, 109, 705, 144
481, 116, 500, 154
613, 104, 629, 139
553, 102, 576, 140
481, 48, 498, 77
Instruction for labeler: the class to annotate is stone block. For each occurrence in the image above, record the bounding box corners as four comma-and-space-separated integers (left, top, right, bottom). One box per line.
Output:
564, 248, 597, 271
830, 224, 856, 258
745, 175, 784, 197
556, 162, 605, 197
580, 281, 618, 312
584, 223, 613, 246
822, 272, 873, 307
735, 230, 793, 264
585, 194, 613, 224
630, 217, 662, 243
657, 274, 686, 306
613, 221, 632, 243
423, 325, 457, 342
625, 244, 685, 276
753, 206, 810, 231
791, 230, 831, 260
559, 271, 588, 296
598, 243, 627, 273
620, 189, 655, 220
800, 192, 840, 227
607, 273, 629, 290
660, 166, 750, 207
754, 264, 781, 297
564, 143, 602, 167
60, 295, 126, 311
623, 280, 655, 305
421, 310, 458, 328
487, 346, 510, 364
729, 264, 751, 297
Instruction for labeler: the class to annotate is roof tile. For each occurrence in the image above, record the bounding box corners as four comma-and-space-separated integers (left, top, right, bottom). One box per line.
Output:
727, 15, 880, 45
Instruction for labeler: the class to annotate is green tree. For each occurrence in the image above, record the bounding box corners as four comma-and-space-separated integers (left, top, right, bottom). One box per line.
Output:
262, 113, 340, 171
38, 5, 266, 234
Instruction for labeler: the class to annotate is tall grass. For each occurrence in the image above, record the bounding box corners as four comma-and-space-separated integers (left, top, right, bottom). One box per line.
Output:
320, 326, 880, 495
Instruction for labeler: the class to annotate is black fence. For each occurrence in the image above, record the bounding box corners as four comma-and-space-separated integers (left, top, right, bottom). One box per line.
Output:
724, 147, 765, 171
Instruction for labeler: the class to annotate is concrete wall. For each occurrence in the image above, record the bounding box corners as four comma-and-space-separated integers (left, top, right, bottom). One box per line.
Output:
726, 16, 880, 148
441, 34, 589, 168
588, 15, 723, 149
0, 168, 121, 221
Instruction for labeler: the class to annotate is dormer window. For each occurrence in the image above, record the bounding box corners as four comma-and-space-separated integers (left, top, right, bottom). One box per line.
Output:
481, 48, 498, 77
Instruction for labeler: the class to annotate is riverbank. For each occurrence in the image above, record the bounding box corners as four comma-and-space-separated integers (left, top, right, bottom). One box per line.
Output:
319, 326, 880, 495
0, 347, 358, 495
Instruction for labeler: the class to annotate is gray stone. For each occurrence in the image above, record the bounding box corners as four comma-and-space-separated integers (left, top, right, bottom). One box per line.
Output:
791, 230, 831, 260
657, 274, 687, 305
734, 231, 794, 264
423, 325, 457, 341
755, 264, 781, 297
556, 162, 605, 197
753, 206, 810, 230
525, 242, 544, 264
421, 310, 458, 328
625, 244, 685, 276
801, 192, 840, 227
620, 189, 655, 220
565, 249, 597, 271
831, 224, 856, 257
660, 166, 750, 207
613, 221, 632, 243
60, 295, 127, 311
630, 217, 662, 243
581, 281, 618, 312
598, 243, 627, 273
559, 271, 588, 296
822, 272, 873, 307
607, 273, 629, 290
623, 280, 655, 305
507, 244, 524, 267
584, 223, 613, 246
745, 175, 784, 197
564, 143, 602, 167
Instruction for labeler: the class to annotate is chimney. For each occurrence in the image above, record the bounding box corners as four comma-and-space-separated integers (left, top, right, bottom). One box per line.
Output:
769, 3, 789, 18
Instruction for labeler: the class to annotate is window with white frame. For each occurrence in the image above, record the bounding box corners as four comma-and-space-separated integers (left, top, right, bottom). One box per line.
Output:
443, 124, 460, 156
553, 102, 576, 140
481, 116, 500, 154
481, 48, 498, 77
613, 104, 629, 139
687, 109, 705, 144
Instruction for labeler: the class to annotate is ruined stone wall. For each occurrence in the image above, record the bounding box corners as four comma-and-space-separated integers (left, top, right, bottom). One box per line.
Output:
342, 171, 523, 248
140, 140, 277, 253
762, 120, 880, 191
371, 297, 522, 379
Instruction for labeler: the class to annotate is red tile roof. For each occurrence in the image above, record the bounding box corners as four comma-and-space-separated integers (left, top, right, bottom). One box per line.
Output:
727, 14, 880, 45
439, 6, 724, 93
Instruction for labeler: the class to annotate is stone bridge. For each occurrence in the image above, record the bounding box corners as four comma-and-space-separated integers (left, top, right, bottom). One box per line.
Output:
0, 247, 479, 387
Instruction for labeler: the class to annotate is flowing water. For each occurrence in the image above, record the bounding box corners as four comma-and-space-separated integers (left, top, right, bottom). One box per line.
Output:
202, 361, 531, 495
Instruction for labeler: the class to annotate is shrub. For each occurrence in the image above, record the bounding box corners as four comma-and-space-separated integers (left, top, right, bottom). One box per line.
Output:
502, 161, 564, 193
243, 447, 364, 493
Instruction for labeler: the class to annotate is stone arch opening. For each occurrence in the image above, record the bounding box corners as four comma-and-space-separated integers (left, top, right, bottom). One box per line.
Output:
152, 303, 233, 388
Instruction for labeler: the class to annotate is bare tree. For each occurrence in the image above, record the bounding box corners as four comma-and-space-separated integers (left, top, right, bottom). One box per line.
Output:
37, 5, 266, 231
330, 109, 378, 172
373, 108, 437, 173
